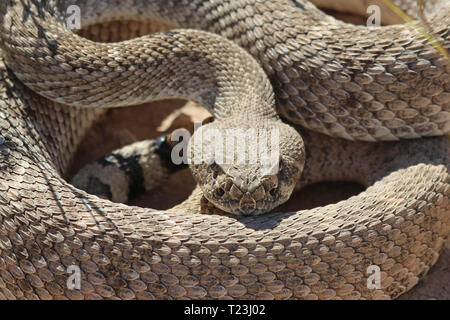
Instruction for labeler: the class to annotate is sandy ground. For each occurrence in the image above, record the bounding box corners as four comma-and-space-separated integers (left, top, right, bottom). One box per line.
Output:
70, 100, 449, 300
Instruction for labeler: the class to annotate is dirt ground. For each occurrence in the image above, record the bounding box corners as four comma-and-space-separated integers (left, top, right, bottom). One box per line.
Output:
70, 99, 449, 300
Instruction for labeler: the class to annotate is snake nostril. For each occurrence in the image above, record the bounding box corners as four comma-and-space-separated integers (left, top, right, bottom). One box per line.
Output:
269, 188, 277, 197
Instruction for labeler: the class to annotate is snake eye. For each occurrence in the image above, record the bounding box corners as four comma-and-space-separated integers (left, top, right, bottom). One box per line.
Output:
269, 188, 277, 197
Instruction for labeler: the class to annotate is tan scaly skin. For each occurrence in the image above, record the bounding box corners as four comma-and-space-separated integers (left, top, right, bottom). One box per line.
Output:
0, 0, 448, 299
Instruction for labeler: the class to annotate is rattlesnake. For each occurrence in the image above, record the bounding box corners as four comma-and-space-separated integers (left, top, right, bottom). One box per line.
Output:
0, 0, 448, 299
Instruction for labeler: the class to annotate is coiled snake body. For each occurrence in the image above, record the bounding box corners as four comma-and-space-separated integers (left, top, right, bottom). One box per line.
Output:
0, 0, 449, 299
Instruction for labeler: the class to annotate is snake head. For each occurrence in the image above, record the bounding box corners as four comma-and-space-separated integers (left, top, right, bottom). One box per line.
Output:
188, 120, 305, 216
